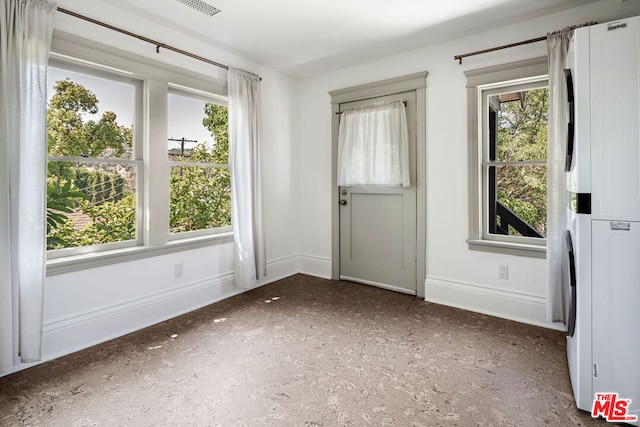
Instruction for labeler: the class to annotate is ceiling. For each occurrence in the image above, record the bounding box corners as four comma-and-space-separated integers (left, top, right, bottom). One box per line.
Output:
56, 0, 600, 77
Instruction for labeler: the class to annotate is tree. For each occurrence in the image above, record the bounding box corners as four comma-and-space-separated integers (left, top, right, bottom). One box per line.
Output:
46, 79, 135, 249
169, 103, 231, 232
495, 88, 548, 235
47, 78, 132, 158
46, 180, 87, 248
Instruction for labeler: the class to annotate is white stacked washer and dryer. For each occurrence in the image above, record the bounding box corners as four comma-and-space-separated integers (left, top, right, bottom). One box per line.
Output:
564, 16, 640, 424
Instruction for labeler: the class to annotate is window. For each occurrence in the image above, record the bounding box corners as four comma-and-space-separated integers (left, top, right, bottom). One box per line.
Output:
465, 57, 548, 258
46, 62, 143, 255
167, 90, 231, 237
46, 35, 232, 273
484, 84, 548, 239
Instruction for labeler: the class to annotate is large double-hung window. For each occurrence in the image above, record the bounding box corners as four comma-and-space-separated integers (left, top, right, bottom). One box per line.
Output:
46, 61, 142, 253
46, 35, 231, 271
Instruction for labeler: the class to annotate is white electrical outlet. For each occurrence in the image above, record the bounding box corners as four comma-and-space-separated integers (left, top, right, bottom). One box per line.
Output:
175, 263, 184, 278
498, 264, 509, 279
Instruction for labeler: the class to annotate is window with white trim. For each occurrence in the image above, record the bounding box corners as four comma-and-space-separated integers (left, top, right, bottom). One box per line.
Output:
46, 62, 143, 255
465, 57, 548, 258
167, 90, 231, 237
45, 36, 231, 270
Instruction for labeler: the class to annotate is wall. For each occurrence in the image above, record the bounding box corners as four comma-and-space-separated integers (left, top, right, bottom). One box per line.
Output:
297, 0, 640, 328
7, 1, 301, 375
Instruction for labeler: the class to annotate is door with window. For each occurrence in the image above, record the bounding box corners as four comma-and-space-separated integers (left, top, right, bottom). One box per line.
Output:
338, 92, 417, 295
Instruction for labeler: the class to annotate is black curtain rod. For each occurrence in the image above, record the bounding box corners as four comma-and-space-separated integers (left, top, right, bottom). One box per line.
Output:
57, 7, 262, 81
454, 36, 546, 64
454, 21, 598, 64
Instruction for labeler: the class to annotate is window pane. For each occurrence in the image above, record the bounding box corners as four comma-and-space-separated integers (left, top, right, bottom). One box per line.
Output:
47, 161, 137, 249
168, 93, 228, 164
47, 67, 135, 160
488, 165, 547, 238
169, 165, 231, 233
489, 87, 548, 162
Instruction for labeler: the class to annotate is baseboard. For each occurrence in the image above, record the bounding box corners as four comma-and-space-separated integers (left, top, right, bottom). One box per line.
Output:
41, 255, 301, 362
298, 254, 332, 279
41, 273, 238, 363
425, 276, 564, 331
261, 255, 300, 284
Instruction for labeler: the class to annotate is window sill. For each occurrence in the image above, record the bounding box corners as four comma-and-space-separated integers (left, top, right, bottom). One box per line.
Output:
467, 239, 546, 259
46, 232, 234, 276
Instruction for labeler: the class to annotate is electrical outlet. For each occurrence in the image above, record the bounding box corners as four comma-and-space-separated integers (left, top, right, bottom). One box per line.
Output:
174, 263, 184, 278
498, 264, 509, 279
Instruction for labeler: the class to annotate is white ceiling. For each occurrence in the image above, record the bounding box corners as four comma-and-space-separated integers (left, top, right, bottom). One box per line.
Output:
57, 0, 600, 77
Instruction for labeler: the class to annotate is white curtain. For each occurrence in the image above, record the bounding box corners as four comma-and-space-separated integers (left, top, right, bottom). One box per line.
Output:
546, 29, 573, 324
228, 68, 266, 289
337, 99, 410, 187
0, 0, 57, 373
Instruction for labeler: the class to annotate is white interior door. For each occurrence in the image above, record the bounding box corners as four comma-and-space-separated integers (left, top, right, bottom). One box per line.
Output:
339, 92, 417, 294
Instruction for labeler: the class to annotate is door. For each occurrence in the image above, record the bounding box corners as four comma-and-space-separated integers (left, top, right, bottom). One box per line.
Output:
338, 92, 417, 295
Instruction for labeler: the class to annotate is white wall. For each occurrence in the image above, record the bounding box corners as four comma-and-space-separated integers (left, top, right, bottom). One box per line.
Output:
12, 0, 640, 377
19, 1, 301, 374
297, 0, 640, 328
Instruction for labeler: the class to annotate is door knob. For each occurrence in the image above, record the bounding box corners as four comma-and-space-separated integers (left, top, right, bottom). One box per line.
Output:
339, 199, 347, 206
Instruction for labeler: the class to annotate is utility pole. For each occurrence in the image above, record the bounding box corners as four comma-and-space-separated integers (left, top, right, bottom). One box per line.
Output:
168, 137, 197, 177
168, 137, 197, 158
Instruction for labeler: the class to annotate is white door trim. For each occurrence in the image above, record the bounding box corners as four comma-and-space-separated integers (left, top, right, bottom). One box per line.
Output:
329, 72, 428, 298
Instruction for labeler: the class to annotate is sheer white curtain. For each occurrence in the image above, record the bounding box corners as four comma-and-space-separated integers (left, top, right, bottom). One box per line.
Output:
546, 29, 573, 324
0, 0, 57, 373
337, 100, 410, 187
228, 68, 266, 289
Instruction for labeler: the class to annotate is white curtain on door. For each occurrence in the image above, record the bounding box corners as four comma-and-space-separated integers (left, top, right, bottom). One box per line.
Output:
337, 99, 410, 187
0, 0, 57, 373
228, 68, 266, 289
546, 28, 574, 325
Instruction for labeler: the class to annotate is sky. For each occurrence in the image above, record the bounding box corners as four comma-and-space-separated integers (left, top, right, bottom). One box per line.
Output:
47, 67, 213, 154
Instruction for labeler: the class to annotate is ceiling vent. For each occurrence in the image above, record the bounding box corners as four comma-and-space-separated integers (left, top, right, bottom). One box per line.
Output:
175, 0, 221, 17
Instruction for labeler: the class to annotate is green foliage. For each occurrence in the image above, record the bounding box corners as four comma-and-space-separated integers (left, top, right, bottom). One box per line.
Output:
74, 168, 130, 204
46, 78, 136, 248
170, 103, 231, 233
202, 102, 229, 164
495, 88, 549, 236
47, 80, 231, 248
49, 194, 136, 249
47, 78, 132, 158
46, 180, 87, 248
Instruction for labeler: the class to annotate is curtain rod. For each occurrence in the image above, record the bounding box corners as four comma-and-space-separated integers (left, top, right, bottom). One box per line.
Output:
454, 21, 598, 64
335, 100, 407, 115
454, 36, 546, 64
56, 7, 262, 81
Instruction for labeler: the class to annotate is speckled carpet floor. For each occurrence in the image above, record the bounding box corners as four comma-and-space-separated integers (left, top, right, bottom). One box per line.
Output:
0, 274, 607, 426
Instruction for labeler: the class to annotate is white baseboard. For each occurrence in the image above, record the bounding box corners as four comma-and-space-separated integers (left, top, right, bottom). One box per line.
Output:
41, 273, 238, 364
298, 254, 332, 279
262, 255, 300, 284
41, 255, 301, 364
425, 276, 564, 331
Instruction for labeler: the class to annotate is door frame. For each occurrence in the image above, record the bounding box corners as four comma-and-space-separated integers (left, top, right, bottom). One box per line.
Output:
329, 72, 428, 298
